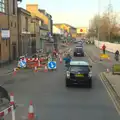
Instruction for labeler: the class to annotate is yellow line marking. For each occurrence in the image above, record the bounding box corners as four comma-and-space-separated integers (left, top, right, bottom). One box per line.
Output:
99, 73, 120, 115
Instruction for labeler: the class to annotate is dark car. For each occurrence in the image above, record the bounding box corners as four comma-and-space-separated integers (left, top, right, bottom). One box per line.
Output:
65, 61, 92, 88
74, 46, 84, 56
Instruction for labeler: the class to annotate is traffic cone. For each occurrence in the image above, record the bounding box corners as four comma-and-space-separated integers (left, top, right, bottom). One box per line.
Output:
10, 92, 15, 105
60, 57, 62, 63
38, 60, 41, 67
28, 101, 35, 120
13, 68, 17, 75
34, 66, 38, 72
44, 65, 48, 72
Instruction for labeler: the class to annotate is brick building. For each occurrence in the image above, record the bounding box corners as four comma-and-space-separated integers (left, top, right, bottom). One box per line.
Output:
17, 7, 31, 56
0, 0, 21, 64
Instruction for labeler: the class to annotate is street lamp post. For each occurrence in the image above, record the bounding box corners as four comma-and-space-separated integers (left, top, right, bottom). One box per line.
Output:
98, 0, 100, 48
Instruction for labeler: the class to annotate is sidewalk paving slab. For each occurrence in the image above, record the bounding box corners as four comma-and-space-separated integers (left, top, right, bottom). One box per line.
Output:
100, 72, 120, 114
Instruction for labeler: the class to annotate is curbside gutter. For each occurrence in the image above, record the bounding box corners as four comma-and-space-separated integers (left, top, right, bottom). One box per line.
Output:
99, 72, 120, 115
85, 51, 95, 64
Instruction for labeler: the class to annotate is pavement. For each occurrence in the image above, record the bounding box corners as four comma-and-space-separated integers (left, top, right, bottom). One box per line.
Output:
0, 61, 17, 76
99, 72, 120, 114
0, 44, 119, 120
84, 44, 120, 72
85, 44, 120, 115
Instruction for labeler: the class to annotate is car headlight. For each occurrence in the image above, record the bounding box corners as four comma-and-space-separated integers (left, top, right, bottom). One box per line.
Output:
88, 72, 92, 77
66, 71, 70, 78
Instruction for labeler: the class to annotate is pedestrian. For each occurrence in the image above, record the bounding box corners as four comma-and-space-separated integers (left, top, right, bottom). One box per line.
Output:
102, 44, 106, 54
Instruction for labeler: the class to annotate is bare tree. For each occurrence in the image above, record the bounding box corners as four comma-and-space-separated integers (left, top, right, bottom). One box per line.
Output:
88, 10, 120, 42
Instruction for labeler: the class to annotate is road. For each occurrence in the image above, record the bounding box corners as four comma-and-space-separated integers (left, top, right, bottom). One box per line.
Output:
2, 44, 120, 120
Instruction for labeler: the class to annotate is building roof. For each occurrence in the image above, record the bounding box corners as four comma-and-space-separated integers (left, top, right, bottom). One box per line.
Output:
53, 26, 62, 34
18, 7, 31, 16
26, 4, 48, 24
38, 9, 52, 19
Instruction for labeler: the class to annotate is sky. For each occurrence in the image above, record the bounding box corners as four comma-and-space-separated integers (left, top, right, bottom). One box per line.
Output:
18, 0, 120, 28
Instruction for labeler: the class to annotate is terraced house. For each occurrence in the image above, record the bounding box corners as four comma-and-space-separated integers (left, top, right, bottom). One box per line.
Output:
0, 0, 22, 64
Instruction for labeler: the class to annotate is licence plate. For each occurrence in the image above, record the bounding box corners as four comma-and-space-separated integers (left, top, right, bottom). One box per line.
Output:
75, 74, 84, 77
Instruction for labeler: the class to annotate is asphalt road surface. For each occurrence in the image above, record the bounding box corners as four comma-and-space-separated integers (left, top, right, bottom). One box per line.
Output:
2, 44, 120, 120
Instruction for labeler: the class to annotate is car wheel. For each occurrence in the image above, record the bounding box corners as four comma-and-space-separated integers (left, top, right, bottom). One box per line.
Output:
88, 79, 92, 88
66, 78, 71, 87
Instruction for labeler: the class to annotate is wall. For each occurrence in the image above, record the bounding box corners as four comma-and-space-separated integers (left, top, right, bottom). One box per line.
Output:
29, 17, 40, 53
18, 9, 31, 56
0, 14, 9, 63
26, 4, 48, 24
94, 40, 120, 53
9, 0, 18, 60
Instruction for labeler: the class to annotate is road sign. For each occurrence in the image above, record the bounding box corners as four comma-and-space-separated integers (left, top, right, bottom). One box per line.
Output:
18, 59, 26, 68
48, 61, 56, 69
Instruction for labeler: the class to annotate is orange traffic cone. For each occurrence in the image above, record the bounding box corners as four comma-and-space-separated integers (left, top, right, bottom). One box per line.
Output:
28, 101, 35, 120
13, 68, 17, 75
34, 66, 38, 72
10, 92, 15, 105
60, 57, 62, 63
44, 65, 48, 72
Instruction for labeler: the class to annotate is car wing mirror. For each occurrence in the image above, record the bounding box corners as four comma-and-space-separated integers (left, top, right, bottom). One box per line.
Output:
89, 65, 92, 68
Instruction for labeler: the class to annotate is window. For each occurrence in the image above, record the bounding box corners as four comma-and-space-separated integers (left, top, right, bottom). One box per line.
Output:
70, 66, 90, 72
13, 0, 15, 14
0, 0, 5, 13
25, 17, 28, 31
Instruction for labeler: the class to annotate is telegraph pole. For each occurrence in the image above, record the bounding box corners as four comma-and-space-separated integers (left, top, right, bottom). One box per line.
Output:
108, 0, 112, 42
97, 0, 100, 47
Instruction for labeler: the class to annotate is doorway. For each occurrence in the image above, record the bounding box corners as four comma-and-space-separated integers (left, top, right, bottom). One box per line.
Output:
12, 45, 16, 60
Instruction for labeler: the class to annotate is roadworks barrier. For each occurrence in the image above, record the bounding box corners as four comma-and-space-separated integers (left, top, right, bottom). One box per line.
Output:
0, 92, 16, 119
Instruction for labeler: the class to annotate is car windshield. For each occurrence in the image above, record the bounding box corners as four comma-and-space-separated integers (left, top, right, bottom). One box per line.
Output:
70, 66, 89, 72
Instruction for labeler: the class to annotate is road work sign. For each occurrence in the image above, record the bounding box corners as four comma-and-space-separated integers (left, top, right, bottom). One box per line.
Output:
18, 59, 26, 68
48, 61, 56, 69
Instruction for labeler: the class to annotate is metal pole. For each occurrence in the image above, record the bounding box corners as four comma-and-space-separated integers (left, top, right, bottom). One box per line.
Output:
108, 0, 111, 42
8, 0, 11, 62
97, 0, 100, 48
11, 106, 15, 120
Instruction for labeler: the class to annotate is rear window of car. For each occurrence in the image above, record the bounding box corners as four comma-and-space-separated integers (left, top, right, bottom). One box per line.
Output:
70, 66, 90, 72
74, 47, 83, 52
